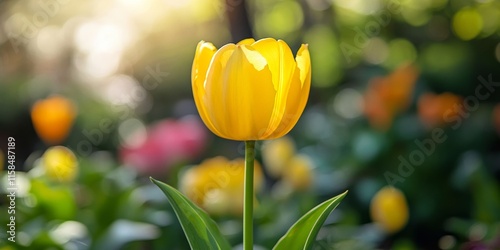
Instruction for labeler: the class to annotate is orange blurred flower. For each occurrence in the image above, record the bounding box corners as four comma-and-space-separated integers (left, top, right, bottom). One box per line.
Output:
364, 64, 419, 130
418, 92, 462, 127
31, 96, 76, 145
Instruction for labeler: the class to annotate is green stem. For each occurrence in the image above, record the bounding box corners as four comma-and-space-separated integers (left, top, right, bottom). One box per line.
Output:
244, 140, 256, 250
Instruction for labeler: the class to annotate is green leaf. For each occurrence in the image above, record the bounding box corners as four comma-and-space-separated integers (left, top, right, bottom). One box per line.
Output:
150, 178, 231, 250
273, 191, 348, 250
30, 179, 76, 220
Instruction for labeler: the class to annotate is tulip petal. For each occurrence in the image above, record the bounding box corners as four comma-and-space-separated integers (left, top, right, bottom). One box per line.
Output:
266, 44, 311, 139
251, 39, 296, 137
251, 38, 295, 90
296, 44, 311, 87
192, 41, 217, 86
204, 44, 238, 138
217, 45, 276, 140
191, 41, 223, 136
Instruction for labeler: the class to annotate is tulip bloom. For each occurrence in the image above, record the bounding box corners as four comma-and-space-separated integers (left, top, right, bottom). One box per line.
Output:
31, 96, 76, 145
192, 38, 311, 141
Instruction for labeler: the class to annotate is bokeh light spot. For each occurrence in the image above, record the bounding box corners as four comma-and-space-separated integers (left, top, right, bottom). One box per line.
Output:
119, 118, 147, 148
304, 25, 343, 87
383, 39, 417, 69
438, 235, 456, 249
257, 1, 303, 37
363, 37, 388, 64
334, 88, 364, 119
452, 7, 483, 41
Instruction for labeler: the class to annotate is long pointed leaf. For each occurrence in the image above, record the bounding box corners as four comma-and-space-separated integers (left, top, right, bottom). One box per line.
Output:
151, 178, 231, 250
273, 191, 348, 250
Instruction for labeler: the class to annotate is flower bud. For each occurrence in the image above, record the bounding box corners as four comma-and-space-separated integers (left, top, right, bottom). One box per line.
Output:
192, 38, 311, 140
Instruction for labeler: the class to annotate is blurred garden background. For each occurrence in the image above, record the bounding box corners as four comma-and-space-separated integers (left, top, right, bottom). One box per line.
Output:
1, 0, 500, 249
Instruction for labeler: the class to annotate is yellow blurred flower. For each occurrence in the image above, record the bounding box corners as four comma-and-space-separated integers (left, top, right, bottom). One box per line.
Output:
42, 146, 78, 182
418, 92, 462, 127
179, 157, 263, 216
262, 137, 296, 178
31, 96, 77, 145
262, 136, 314, 191
191, 38, 311, 141
364, 64, 419, 130
370, 186, 409, 233
282, 154, 314, 191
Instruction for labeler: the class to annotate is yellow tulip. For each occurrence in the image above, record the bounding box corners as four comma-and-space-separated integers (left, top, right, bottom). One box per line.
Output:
31, 96, 76, 145
42, 146, 78, 182
370, 186, 409, 233
192, 38, 311, 140
179, 157, 263, 216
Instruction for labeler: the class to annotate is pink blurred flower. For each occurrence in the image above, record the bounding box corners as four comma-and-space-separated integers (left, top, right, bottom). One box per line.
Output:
120, 116, 208, 175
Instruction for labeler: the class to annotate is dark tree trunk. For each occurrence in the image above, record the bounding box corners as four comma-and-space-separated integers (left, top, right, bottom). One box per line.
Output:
225, 0, 253, 42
